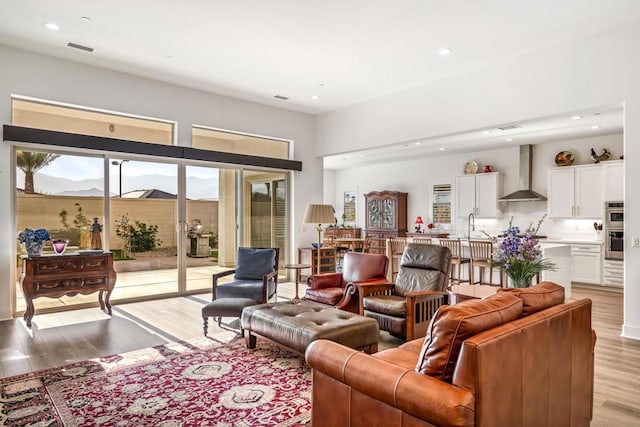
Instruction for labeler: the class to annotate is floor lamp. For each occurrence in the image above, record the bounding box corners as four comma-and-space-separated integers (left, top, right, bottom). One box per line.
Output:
303, 204, 336, 274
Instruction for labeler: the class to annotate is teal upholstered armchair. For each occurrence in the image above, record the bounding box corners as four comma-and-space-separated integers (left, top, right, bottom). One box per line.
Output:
212, 247, 279, 303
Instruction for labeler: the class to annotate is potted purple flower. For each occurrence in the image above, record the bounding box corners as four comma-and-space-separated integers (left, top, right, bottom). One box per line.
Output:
484, 215, 555, 288
17, 228, 51, 257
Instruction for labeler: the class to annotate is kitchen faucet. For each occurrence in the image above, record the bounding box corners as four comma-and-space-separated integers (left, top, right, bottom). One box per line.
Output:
467, 212, 475, 239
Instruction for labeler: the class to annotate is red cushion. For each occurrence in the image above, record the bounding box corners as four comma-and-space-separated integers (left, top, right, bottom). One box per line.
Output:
304, 287, 345, 305
415, 293, 523, 382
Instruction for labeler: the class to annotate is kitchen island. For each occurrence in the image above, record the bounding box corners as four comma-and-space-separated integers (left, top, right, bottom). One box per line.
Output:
538, 243, 572, 298
400, 239, 572, 296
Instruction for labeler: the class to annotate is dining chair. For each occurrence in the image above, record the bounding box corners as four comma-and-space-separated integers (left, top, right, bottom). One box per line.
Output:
439, 238, 470, 285
468, 240, 503, 286
386, 237, 409, 282
335, 229, 355, 271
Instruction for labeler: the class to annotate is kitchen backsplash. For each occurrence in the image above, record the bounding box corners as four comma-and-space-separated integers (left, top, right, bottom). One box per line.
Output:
453, 206, 605, 241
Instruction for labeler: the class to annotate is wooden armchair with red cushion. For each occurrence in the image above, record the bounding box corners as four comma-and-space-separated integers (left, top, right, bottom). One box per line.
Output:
304, 252, 388, 313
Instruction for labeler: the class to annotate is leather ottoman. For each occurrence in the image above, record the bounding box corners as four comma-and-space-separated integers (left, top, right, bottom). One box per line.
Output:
241, 300, 379, 355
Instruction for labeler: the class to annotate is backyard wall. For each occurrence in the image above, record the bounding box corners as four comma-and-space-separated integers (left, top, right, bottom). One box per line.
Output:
16, 194, 219, 250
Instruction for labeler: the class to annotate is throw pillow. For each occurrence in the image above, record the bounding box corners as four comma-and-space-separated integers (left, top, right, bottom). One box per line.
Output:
235, 248, 276, 280
498, 281, 565, 315
415, 292, 523, 382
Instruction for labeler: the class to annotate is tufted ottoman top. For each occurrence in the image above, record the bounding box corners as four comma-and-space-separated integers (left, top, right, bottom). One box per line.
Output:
241, 300, 379, 354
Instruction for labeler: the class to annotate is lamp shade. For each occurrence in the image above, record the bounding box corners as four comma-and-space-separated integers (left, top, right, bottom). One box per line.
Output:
415, 216, 424, 224
304, 204, 335, 224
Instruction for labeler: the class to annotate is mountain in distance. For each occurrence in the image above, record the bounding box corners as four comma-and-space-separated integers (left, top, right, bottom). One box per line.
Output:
18, 173, 219, 200
57, 187, 112, 197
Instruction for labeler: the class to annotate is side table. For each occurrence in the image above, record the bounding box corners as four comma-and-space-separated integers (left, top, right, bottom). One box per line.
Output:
283, 263, 311, 302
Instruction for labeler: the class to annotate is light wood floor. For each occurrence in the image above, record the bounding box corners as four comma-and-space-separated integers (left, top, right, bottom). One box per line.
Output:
1, 284, 638, 426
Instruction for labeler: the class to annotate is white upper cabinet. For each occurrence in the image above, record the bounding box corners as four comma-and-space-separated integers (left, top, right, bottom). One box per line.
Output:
548, 165, 603, 218
548, 168, 574, 217
455, 172, 501, 218
602, 160, 624, 202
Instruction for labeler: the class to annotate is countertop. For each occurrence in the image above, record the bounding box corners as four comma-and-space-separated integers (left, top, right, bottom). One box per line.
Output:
543, 238, 604, 245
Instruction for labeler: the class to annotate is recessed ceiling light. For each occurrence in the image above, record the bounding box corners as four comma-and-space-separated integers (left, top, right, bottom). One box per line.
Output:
359, 154, 365, 158
80, 16, 91, 22
571, 115, 582, 120
591, 125, 601, 129
415, 142, 422, 146
505, 138, 513, 142
311, 95, 319, 100
45, 22, 59, 30
482, 130, 492, 135
439, 147, 446, 151
439, 47, 452, 56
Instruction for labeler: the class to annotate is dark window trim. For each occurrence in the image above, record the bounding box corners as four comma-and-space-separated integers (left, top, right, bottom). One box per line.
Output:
3, 125, 302, 171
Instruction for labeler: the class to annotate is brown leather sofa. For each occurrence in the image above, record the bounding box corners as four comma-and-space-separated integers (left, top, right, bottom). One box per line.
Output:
305, 282, 596, 427
305, 252, 388, 313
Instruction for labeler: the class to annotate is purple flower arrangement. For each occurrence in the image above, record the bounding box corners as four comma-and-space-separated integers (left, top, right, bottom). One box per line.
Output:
484, 215, 555, 288
17, 228, 51, 243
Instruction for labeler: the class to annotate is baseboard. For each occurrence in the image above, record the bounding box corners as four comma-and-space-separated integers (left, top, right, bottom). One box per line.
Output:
622, 324, 640, 340
0, 309, 12, 322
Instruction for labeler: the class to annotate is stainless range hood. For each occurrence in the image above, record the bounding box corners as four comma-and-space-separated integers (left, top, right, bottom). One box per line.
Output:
499, 145, 547, 202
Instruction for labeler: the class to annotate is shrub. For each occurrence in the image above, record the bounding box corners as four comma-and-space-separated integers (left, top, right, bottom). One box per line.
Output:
208, 232, 218, 249
130, 221, 162, 252
114, 214, 132, 258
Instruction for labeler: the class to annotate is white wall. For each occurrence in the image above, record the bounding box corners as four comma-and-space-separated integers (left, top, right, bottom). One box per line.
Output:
318, 22, 640, 339
331, 133, 622, 237
0, 45, 322, 321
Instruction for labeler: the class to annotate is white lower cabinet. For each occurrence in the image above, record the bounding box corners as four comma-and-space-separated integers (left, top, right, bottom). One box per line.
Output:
570, 244, 602, 284
603, 259, 624, 288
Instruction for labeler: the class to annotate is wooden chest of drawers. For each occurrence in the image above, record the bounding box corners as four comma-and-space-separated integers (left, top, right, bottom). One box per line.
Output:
298, 247, 336, 280
19, 252, 117, 327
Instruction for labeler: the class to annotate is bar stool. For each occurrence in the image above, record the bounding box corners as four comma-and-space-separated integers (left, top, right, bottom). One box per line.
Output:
386, 237, 408, 281
412, 237, 432, 244
439, 238, 470, 285
468, 239, 503, 286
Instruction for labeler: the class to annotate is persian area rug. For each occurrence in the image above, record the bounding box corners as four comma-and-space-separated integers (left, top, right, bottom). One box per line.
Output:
0, 333, 311, 426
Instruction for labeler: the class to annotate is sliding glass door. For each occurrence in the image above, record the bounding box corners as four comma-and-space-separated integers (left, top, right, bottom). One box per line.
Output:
108, 158, 179, 300
185, 164, 222, 292
15, 150, 105, 313
245, 171, 287, 256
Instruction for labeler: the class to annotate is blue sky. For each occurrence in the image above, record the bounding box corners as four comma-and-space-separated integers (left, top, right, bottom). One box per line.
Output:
44, 156, 218, 180
18, 154, 220, 198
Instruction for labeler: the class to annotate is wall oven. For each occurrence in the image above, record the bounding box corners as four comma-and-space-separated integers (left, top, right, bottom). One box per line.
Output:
605, 201, 624, 228
604, 201, 623, 260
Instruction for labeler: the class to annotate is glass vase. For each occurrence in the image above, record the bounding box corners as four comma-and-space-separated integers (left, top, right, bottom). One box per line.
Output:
52, 239, 68, 255
508, 273, 536, 288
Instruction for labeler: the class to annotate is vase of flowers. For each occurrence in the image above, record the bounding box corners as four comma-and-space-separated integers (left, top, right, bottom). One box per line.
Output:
484, 215, 555, 288
18, 228, 51, 257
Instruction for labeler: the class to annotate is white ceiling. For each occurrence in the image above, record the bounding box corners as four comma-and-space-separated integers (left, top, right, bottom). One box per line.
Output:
0, 1, 635, 165
324, 104, 624, 169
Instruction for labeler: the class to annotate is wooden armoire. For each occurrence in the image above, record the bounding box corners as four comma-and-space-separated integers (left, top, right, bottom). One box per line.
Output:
364, 190, 408, 254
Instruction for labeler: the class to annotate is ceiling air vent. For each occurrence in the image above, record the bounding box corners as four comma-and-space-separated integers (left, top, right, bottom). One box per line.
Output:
498, 124, 521, 131
273, 95, 289, 100
67, 42, 94, 52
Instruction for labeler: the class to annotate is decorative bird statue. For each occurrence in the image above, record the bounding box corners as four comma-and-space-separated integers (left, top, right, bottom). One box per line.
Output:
590, 148, 611, 163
